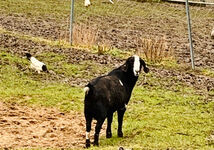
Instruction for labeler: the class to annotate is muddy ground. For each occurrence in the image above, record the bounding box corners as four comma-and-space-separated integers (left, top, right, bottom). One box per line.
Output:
0, 101, 85, 148
0, 1, 213, 149
0, 101, 107, 149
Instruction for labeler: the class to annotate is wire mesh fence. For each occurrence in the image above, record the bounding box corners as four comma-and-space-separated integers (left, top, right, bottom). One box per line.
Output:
0, 0, 213, 69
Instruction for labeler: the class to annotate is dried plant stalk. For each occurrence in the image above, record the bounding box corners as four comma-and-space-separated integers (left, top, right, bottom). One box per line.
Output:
138, 37, 174, 63
72, 24, 98, 47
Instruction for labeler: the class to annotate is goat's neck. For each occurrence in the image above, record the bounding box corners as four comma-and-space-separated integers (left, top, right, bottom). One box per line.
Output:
121, 73, 138, 93
108, 68, 138, 92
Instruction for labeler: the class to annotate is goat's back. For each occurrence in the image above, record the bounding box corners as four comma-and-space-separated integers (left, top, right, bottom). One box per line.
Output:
85, 75, 127, 110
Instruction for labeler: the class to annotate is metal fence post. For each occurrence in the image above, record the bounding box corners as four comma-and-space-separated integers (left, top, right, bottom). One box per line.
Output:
70, 0, 74, 45
185, 0, 195, 69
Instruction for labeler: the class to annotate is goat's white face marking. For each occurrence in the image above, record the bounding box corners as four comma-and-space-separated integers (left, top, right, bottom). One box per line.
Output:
86, 132, 90, 140
133, 55, 140, 76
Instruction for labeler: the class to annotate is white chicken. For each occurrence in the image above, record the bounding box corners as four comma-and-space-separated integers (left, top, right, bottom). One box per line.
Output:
26, 53, 48, 73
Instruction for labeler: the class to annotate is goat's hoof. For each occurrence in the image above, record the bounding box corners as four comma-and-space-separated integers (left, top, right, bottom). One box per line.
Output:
118, 132, 123, 137
85, 144, 90, 148
106, 132, 112, 138
93, 141, 99, 146
85, 139, 90, 148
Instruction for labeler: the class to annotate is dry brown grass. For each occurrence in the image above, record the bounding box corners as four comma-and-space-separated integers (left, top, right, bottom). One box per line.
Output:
72, 24, 98, 48
137, 37, 174, 63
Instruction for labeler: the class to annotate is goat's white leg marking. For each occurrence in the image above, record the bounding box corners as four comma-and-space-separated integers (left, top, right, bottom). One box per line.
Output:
133, 55, 140, 76
119, 80, 123, 86
85, 0, 91, 6
86, 131, 90, 140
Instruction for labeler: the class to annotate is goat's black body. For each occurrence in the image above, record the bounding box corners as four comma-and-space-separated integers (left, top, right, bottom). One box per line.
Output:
84, 56, 149, 148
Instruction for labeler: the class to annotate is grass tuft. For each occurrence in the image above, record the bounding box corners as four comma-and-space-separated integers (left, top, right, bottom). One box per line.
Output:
72, 24, 98, 48
137, 37, 175, 64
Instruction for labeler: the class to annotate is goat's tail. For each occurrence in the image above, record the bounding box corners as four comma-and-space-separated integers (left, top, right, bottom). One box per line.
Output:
84, 86, 90, 95
83, 83, 93, 97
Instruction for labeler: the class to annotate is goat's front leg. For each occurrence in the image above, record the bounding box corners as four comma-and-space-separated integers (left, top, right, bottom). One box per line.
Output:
106, 112, 113, 138
117, 107, 126, 137
94, 118, 105, 146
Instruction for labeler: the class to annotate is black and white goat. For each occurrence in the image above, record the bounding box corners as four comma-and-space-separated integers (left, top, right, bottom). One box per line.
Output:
26, 53, 48, 73
84, 0, 114, 7
84, 55, 149, 148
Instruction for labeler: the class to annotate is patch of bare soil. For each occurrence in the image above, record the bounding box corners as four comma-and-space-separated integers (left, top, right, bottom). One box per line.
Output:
0, 13, 65, 40
0, 102, 86, 149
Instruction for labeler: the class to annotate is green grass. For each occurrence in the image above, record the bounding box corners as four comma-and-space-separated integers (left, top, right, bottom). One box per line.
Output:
0, 51, 84, 111
0, 50, 213, 149
201, 68, 214, 78
86, 85, 213, 149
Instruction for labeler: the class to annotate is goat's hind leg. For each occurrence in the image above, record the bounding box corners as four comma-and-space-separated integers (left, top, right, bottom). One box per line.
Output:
94, 118, 105, 146
85, 116, 92, 148
106, 112, 113, 138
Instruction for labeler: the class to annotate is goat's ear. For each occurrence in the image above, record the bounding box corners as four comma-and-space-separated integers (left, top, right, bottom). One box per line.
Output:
121, 64, 128, 72
140, 59, 149, 73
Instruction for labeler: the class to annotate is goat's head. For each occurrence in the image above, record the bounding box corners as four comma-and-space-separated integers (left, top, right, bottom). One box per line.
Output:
122, 55, 149, 76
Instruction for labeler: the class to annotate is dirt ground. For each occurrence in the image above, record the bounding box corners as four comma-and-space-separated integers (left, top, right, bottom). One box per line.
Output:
0, 101, 86, 148
0, 101, 107, 149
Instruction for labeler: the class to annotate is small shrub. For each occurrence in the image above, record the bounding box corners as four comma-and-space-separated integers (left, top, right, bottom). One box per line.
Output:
96, 40, 112, 55
72, 24, 98, 48
137, 37, 175, 63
